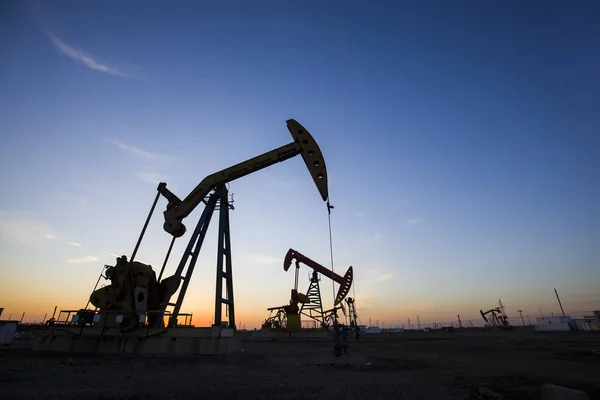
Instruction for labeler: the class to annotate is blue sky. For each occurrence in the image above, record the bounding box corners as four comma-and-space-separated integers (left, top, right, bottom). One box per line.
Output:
1, 1, 599, 327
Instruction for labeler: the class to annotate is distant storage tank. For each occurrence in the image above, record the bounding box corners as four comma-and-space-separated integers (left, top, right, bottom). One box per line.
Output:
0, 321, 18, 345
535, 316, 573, 332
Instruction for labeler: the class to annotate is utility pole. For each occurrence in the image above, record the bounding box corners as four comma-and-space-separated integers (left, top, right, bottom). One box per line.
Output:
20, 312, 25, 323
498, 298, 507, 317
417, 315, 420, 330
518, 310, 525, 326
554, 288, 566, 316
527, 316, 532, 326
457, 314, 463, 328
538, 306, 544, 318
408, 318, 411, 329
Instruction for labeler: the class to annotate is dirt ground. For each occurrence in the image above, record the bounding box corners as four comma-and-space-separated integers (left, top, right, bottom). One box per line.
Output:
1, 329, 599, 399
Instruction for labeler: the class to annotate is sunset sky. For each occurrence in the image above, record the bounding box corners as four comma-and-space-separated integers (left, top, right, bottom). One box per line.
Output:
1, 1, 599, 328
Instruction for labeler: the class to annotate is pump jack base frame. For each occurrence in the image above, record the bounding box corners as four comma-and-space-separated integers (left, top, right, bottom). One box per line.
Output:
252, 329, 329, 341
33, 326, 240, 355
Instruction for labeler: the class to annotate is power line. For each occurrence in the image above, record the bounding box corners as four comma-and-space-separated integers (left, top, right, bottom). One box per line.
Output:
326, 201, 336, 305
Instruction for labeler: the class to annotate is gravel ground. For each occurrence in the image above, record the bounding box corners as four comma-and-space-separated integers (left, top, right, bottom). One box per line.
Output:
1, 329, 599, 399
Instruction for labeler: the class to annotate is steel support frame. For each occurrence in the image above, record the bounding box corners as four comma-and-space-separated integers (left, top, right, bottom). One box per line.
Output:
213, 185, 235, 329
161, 185, 235, 329
347, 299, 358, 328
300, 271, 325, 327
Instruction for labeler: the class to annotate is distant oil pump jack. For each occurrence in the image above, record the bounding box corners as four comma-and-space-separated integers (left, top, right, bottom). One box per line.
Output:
480, 307, 510, 329
480, 299, 512, 329
262, 248, 354, 332
345, 297, 361, 339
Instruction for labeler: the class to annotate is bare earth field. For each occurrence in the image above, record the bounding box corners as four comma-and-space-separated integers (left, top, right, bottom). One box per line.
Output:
1, 329, 599, 399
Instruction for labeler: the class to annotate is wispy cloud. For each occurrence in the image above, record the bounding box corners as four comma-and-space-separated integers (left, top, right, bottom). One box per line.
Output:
102, 250, 121, 257
245, 253, 282, 265
48, 32, 129, 77
114, 140, 166, 160
406, 218, 421, 225
372, 232, 382, 240
136, 171, 166, 185
375, 273, 394, 283
358, 267, 395, 289
102, 250, 123, 258
0, 211, 59, 245
404, 300, 438, 313
58, 192, 87, 208
68, 241, 81, 247
67, 256, 99, 264
349, 272, 395, 313
362, 272, 394, 287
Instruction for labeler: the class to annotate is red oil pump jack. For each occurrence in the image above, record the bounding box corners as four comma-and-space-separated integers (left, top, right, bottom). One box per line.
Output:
262, 248, 353, 331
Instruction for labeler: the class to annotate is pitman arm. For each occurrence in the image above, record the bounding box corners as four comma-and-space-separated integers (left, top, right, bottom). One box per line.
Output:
159, 119, 329, 237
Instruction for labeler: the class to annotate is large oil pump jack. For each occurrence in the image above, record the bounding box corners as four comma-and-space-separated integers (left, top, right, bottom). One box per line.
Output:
262, 248, 353, 331
86, 119, 331, 333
